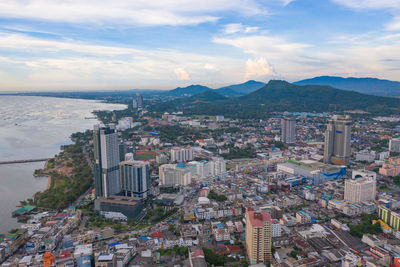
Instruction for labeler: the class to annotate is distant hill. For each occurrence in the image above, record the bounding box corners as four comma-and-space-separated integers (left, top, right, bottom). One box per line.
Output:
166, 85, 212, 97
295, 76, 400, 96
217, 80, 265, 95
215, 87, 243, 97
154, 80, 400, 118
153, 90, 227, 112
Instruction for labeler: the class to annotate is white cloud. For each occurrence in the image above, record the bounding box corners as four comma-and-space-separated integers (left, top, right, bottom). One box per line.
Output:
223, 23, 259, 34
245, 58, 274, 78
213, 34, 310, 60
213, 28, 400, 81
204, 63, 219, 71
387, 17, 400, 31
332, 0, 400, 10
0, 0, 267, 26
174, 68, 190, 80
0, 31, 248, 90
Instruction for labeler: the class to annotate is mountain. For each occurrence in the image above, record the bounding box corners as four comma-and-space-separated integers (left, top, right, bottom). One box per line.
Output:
295, 76, 400, 96
215, 87, 243, 97
217, 80, 266, 95
153, 90, 227, 112
159, 80, 400, 118
166, 85, 212, 97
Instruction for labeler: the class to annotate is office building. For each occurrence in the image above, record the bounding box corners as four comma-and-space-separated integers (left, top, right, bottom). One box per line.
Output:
281, 118, 296, 144
323, 115, 352, 165
94, 195, 142, 219
390, 138, 400, 153
119, 160, 150, 199
93, 125, 120, 197
132, 99, 138, 109
344, 176, 376, 203
137, 94, 144, 108
170, 147, 194, 162
245, 209, 272, 264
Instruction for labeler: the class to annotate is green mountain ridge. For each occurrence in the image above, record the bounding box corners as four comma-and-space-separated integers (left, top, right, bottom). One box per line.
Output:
152, 80, 400, 118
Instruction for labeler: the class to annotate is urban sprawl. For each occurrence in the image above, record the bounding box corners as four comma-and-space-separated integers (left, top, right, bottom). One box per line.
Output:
4, 95, 400, 267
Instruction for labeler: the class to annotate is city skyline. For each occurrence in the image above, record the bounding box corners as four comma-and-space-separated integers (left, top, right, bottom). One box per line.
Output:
0, 0, 400, 91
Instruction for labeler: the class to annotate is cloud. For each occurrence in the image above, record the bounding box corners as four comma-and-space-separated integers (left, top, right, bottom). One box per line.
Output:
0, 0, 267, 26
387, 17, 400, 31
204, 63, 219, 71
223, 23, 259, 34
213, 34, 310, 60
331, 0, 400, 10
0, 31, 247, 90
174, 68, 190, 80
245, 58, 274, 78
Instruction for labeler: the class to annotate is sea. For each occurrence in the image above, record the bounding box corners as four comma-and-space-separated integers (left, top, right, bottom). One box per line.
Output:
0, 95, 126, 233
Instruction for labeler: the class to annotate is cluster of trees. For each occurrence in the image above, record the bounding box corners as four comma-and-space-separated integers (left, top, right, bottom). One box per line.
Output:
208, 190, 227, 202
221, 146, 256, 160
30, 136, 93, 210
144, 206, 179, 224
349, 214, 382, 238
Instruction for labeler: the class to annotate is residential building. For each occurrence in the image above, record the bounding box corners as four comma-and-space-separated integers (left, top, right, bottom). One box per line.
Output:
95, 253, 116, 267
377, 205, 400, 231
216, 115, 224, 122
323, 115, 352, 165
161, 166, 192, 186
170, 147, 194, 162
344, 177, 376, 203
245, 209, 272, 264
281, 118, 296, 144
390, 138, 400, 153
119, 160, 150, 199
271, 219, 282, 237
93, 124, 120, 197
380, 157, 400, 177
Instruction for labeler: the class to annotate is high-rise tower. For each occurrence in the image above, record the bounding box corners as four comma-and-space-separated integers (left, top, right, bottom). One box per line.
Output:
281, 118, 296, 144
323, 115, 352, 165
245, 209, 272, 264
119, 160, 150, 199
93, 124, 121, 197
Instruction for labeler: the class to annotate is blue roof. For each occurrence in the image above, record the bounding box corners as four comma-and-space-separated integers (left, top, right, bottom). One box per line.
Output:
108, 242, 120, 246
177, 162, 186, 168
333, 200, 341, 204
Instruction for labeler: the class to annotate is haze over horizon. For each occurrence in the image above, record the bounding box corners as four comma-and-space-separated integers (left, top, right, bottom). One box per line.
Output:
0, 0, 400, 91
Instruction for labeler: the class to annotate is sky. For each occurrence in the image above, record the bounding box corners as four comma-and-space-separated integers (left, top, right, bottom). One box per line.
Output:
0, 0, 400, 91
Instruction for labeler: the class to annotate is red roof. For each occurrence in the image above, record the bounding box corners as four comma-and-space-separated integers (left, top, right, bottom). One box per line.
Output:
151, 231, 164, 239
59, 250, 71, 259
247, 210, 271, 227
227, 245, 242, 253
191, 249, 205, 258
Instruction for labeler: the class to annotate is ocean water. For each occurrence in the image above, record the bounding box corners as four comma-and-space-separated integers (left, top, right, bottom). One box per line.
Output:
0, 96, 126, 233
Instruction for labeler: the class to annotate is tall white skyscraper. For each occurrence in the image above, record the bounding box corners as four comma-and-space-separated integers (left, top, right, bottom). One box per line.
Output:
94, 124, 121, 197
324, 115, 352, 165
281, 118, 296, 144
344, 176, 376, 203
119, 160, 150, 199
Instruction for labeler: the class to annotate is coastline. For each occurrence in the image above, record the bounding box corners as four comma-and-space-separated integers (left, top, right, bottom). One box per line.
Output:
33, 159, 52, 190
